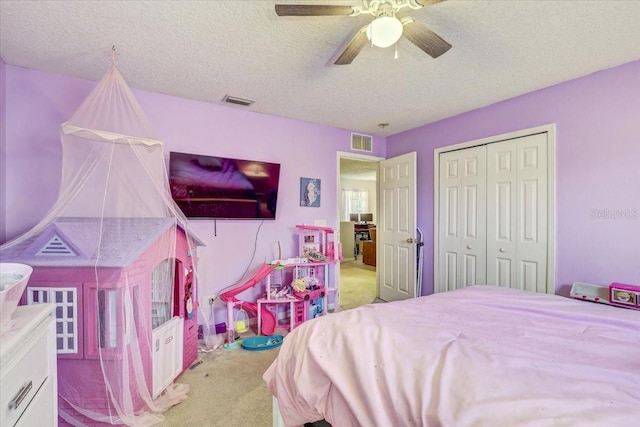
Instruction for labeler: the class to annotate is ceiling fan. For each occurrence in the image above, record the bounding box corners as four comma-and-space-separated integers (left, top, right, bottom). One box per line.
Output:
274, 0, 452, 65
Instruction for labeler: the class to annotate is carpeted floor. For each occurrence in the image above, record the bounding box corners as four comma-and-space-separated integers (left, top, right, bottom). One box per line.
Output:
162, 339, 280, 426
339, 259, 377, 310
162, 261, 377, 426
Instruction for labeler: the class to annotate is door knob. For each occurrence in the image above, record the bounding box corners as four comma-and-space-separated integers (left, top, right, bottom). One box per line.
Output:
406, 238, 415, 243
499, 248, 506, 253
466, 245, 472, 250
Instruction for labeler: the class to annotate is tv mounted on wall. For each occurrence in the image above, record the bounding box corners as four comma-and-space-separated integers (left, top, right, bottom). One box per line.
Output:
169, 151, 281, 220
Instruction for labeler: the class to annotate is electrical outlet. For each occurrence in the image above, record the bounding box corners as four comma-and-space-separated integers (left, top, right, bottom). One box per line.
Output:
202, 294, 217, 306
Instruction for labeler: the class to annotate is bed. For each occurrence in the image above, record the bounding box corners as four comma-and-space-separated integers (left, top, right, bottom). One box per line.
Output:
263, 285, 640, 427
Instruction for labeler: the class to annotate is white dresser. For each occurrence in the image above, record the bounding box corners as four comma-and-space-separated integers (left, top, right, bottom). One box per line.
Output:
1, 304, 57, 426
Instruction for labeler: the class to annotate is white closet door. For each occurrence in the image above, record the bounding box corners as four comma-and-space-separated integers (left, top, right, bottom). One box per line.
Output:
487, 133, 548, 292
437, 146, 487, 292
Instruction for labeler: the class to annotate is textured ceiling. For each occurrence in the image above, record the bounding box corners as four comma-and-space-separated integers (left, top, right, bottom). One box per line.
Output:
1, 0, 639, 136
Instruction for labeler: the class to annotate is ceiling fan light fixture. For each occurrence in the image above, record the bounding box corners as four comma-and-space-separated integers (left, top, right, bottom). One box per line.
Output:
366, 16, 403, 48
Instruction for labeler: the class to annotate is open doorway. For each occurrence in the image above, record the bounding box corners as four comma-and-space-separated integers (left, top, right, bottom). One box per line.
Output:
337, 152, 382, 310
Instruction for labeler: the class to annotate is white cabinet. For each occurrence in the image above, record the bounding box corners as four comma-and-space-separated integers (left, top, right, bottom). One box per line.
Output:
1, 304, 57, 427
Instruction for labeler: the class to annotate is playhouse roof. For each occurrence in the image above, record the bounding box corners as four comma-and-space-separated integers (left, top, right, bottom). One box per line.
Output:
0, 217, 204, 267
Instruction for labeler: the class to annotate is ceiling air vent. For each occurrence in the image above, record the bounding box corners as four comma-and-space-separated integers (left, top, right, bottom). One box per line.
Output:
222, 95, 254, 107
351, 133, 373, 152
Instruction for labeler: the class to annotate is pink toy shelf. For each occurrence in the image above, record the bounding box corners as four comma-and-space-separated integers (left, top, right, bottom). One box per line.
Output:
294, 225, 340, 313
254, 225, 341, 335
258, 266, 306, 333
297, 224, 341, 262
570, 281, 640, 311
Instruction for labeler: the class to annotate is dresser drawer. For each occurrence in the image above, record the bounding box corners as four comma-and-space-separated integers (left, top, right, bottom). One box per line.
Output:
0, 326, 50, 427
15, 377, 55, 427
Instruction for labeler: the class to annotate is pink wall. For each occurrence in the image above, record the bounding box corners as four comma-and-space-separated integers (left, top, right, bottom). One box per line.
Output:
3, 60, 637, 302
388, 60, 640, 296
1, 65, 386, 303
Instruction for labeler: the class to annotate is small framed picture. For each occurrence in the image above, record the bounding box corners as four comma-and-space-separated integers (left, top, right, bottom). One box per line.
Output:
300, 177, 321, 207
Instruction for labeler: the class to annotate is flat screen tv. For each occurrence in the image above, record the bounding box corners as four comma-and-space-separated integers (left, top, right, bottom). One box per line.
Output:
169, 151, 280, 220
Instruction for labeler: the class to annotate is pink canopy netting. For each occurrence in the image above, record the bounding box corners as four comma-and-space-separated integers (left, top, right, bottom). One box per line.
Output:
1, 52, 196, 426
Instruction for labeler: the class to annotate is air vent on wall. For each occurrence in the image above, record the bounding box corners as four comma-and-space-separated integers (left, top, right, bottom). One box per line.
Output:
222, 95, 254, 107
351, 133, 373, 152
37, 235, 76, 256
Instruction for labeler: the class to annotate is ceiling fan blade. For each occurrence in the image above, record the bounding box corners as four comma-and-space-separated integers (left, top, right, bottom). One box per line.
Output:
334, 25, 369, 65
275, 4, 355, 16
415, 0, 447, 6
401, 18, 451, 58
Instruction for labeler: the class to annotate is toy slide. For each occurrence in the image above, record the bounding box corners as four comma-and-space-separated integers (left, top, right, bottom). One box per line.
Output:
220, 263, 278, 336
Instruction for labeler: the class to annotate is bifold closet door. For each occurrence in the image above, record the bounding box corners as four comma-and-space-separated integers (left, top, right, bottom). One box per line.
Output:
437, 145, 487, 292
486, 133, 548, 292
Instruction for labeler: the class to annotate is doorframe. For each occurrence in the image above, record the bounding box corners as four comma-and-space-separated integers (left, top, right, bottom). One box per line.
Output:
433, 124, 557, 294
336, 151, 385, 231
336, 151, 384, 292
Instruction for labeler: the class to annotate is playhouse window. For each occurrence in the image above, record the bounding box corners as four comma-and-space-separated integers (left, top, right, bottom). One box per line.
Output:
27, 287, 78, 354
97, 289, 118, 349
84, 285, 125, 359
151, 259, 175, 329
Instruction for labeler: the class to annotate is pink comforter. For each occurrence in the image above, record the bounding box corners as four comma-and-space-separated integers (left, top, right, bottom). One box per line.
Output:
263, 286, 640, 426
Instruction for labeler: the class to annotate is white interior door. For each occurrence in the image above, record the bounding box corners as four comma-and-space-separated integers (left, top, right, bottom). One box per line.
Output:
437, 146, 487, 292
379, 152, 417, 301
486, 133, 548, 292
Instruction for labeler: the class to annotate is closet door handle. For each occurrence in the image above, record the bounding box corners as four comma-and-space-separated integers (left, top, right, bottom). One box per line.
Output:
466, 245, 472, 250
499, 248, 506, 253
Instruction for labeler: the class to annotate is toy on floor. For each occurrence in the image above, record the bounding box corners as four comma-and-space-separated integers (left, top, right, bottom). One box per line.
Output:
241, 335, 284, 351
235, 305, 249, 333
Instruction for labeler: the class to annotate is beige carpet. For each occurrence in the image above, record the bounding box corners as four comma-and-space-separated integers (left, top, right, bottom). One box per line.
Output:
162, 341, 281, 426
162, 261, 376, 426
339, 260, 377, 310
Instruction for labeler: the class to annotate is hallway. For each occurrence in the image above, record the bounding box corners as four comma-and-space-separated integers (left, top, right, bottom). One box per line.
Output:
339, 258, 377, 310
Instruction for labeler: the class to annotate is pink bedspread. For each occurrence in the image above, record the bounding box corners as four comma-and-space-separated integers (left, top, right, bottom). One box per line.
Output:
263, 286, 640, 426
